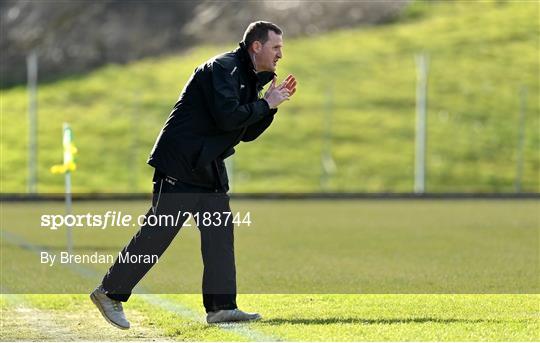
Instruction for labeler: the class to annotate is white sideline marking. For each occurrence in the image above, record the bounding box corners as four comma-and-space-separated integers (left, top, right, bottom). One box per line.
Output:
1, 292, 79, 340
141, 294, 279, 341
1, 230, 280, 341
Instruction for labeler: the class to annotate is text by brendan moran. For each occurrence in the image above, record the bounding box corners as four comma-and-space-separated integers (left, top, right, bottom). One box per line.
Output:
40, 251, 159, 267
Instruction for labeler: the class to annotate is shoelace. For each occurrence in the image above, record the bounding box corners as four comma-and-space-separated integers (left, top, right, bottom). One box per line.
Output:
231, 309, 242, 318
112, 301, 123, 312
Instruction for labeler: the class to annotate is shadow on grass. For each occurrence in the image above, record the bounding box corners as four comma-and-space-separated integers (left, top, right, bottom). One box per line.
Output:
263, 317, 506, 325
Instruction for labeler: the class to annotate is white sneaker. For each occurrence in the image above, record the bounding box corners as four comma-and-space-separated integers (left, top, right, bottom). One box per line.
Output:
90, 286, 130, 330
206, 309, 261, 324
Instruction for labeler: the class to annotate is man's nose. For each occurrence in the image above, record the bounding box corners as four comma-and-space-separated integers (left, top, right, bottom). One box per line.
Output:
277, 50, 283, 59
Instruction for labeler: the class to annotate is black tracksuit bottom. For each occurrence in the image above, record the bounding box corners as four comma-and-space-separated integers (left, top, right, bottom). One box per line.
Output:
101, 170, 237, 313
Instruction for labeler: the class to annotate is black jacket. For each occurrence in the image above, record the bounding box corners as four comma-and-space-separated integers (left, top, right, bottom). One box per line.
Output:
147, 43, 277, 190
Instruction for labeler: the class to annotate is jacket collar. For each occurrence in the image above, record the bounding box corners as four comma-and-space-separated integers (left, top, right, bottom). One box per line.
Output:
236, 42, 275, 87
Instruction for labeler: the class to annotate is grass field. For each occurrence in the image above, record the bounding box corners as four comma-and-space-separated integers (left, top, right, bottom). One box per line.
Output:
1, 199, 538, 340
1, 0, 539, 193
1, 294, 538, 341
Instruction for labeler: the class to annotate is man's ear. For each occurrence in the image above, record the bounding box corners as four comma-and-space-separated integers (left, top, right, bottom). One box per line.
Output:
252, 41, 262, 53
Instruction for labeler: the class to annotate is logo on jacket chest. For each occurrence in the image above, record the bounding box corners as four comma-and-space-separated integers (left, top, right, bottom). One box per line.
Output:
239, 83, 257, 101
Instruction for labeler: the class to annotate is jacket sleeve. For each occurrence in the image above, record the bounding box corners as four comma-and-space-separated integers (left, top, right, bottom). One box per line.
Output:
241, 108, 278, 142
210, 61, 272, 131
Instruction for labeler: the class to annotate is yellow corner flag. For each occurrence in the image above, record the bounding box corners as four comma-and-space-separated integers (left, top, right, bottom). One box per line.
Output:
51, 123, 77, 174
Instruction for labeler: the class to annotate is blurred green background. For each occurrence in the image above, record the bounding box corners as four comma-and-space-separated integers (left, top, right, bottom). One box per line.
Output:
1, 0, 538, 193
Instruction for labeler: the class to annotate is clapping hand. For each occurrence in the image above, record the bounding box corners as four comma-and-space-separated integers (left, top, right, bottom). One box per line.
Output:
264, 74, 297, 109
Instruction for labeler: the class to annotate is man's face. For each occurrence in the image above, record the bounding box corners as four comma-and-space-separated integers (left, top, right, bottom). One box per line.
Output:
253, 31, 283, 72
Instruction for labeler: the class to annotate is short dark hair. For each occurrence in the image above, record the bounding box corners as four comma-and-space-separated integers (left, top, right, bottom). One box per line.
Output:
242, 21, 282, 48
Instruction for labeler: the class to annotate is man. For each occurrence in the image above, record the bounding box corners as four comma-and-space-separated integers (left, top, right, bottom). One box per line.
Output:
90, 21, 296, 329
